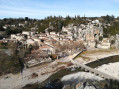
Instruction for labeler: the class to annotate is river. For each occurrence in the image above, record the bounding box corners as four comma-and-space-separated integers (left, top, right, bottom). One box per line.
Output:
23, 55, 119, 89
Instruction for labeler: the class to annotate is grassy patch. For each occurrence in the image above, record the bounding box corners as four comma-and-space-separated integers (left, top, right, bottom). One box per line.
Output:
80, 49, 117, 55
74, 55, 91, 61
74, 49, 118, 60
57, 62, 69, 65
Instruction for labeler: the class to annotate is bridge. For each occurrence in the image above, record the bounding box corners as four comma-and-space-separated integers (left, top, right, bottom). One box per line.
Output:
71, 51, 118, 81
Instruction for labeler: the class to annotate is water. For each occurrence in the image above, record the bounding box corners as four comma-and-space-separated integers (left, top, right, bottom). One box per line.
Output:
86, 55, 119, 68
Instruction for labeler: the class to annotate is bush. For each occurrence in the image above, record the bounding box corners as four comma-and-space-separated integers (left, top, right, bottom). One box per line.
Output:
50, 54, 57, 60
111, 40, 115, 45
99, 36, 103, 41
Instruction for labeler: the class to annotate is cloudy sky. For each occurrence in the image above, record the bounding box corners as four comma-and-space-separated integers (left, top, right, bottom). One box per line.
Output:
0, 0, 119, 19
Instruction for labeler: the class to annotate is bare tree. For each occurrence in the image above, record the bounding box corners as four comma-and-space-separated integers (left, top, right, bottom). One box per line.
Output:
0, 52, 9, 75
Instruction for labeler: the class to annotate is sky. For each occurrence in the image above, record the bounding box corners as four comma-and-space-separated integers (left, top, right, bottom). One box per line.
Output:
0, 0, 119, 19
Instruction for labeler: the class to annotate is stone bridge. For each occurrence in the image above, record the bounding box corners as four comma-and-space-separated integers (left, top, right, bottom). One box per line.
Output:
71, 51, 118, 81
75, 63, 116, 80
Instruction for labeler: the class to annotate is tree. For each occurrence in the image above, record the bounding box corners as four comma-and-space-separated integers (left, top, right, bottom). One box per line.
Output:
25, 17, 29, 21
0, 52, 7, 75
0, 25, 5, 31
102, 15, 114, 24
38, 26, 46, 33
66, 15, 71, 20
58, 20, 63, 31
99, 36, 103, 41
5, 27, 12, 36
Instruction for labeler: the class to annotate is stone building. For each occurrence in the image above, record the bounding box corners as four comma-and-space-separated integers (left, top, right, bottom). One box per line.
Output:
62, 20, 103, 42
62, 20, 103, 48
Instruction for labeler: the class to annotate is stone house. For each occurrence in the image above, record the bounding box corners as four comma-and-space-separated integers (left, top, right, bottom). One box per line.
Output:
39, 45, 55, 54
97, 38, 110, 49
11, 34, 25, 41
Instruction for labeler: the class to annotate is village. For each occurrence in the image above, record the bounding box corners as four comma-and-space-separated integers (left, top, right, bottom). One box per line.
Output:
1, 0, 119, 88
1, 19, 119, 68
1, 17, 119, 89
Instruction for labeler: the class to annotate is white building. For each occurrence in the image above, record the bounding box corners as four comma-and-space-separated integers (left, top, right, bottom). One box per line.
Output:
22, 31, 30, 36
19, 23, 24, 27
97, 38, 110, 49
11, 34, 24, 41
26, 38, 35, 46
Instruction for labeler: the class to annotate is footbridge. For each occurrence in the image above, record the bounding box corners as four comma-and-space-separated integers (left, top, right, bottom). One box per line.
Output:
71, 51, 118, 81
75, 62, 117, 80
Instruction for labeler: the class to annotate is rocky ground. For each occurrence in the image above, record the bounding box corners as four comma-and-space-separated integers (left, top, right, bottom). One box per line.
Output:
96, 62, 119, 79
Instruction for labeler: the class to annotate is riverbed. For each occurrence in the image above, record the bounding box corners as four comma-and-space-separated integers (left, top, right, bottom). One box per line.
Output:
1, 50, 119, 89
23, 55, 119, 89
